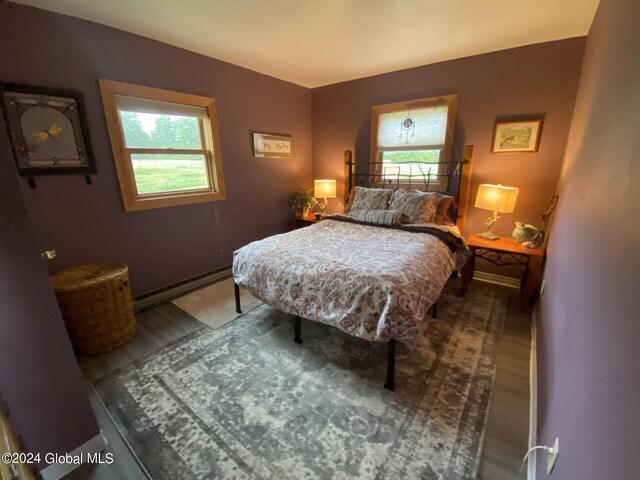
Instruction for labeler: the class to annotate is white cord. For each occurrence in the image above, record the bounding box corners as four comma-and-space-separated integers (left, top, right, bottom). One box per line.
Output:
519, 445, 553, 476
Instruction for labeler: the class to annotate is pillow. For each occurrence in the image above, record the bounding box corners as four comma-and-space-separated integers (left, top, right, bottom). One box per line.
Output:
349, 186, 393, 213
353, 209, 402, 226
434, 194, 455, 225
343, 188, 356, 214
389, 189, 439, 224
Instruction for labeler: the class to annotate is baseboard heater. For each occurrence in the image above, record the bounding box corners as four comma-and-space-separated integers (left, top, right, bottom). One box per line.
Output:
133, 265, 232, 312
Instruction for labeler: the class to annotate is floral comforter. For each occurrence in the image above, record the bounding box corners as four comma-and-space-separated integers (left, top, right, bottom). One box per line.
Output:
232, 219, 469, 342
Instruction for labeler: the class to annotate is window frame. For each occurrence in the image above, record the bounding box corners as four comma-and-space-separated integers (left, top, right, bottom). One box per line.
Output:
370, 93, 459, 192
99, 79, 226, 212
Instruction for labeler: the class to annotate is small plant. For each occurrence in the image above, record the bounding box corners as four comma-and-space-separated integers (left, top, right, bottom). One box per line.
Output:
288, 188, 318, 213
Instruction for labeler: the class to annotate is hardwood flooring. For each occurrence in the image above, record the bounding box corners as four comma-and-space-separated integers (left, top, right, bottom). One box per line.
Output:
66, 303, 202, 480
66, 279, 531, 479
477, 284, 532, 479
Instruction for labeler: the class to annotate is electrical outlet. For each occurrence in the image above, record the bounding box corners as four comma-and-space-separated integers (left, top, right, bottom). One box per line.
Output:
547, 437, 559, 474
41, 249, 57, 260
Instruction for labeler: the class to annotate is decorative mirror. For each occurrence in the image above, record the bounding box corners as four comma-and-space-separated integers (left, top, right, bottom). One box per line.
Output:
0, 83, 96, 186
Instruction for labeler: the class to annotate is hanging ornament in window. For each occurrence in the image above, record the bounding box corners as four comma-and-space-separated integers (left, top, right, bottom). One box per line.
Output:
397, 109, 416, 144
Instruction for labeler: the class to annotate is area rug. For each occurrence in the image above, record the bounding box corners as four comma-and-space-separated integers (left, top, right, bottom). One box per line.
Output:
95, 286, 506, 480
171, 277, 262, 329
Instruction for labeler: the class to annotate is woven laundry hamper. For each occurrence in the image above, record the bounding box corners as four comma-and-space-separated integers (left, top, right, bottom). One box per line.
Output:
50, 262, 136, 355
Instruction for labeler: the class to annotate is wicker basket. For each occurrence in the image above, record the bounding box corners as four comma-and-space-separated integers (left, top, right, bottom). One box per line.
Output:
50, 262, 136, 355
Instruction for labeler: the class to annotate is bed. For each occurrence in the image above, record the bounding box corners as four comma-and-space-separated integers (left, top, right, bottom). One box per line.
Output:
233, 149, 474, 390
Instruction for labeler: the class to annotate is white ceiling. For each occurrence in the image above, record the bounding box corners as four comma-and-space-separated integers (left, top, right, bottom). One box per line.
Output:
14, 0, 600, 88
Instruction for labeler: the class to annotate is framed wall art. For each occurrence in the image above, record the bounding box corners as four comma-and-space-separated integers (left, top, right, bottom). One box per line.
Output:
252, 132, 293, 158
491, 119, 543, 153
0, 83, 96, 184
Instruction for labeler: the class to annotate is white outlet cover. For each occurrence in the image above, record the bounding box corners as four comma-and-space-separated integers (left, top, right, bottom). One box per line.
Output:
547, 437, 560, 474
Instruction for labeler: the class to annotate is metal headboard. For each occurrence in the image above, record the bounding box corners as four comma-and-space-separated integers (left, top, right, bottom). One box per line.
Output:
343, 147, 475, 232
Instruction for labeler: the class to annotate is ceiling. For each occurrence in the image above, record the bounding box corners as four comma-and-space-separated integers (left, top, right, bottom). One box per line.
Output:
13, 0, 600, 88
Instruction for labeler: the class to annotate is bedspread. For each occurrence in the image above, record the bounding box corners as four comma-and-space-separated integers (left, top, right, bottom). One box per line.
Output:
233, 219, 469, 342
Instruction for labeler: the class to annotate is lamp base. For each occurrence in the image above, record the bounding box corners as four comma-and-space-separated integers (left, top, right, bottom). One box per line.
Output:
477, 231, 500, 241
316, 197, 328, 214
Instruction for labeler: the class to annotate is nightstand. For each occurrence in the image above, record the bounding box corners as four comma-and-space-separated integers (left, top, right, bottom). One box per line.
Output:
295, 214, 323, 228
459, 233, 544, 313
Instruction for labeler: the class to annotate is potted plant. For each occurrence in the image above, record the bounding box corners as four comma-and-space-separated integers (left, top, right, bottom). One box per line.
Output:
288, 188, 318, 217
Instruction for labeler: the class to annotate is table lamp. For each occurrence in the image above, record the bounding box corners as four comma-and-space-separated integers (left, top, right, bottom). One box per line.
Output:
314, 179, 336, 214
474, 184, 519, 240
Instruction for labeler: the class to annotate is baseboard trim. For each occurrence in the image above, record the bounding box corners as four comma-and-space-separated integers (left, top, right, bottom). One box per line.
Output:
39, 431, 108, 480
133, 266, 232, 312
528, 304, 538, 480
473, 271, 520, 289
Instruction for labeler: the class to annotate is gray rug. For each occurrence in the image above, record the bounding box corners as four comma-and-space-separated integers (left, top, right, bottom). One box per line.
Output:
94, 286, 506, 480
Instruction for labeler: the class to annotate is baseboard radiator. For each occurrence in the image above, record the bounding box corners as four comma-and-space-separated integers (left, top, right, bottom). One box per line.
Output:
133, 266, 232, 312
473, 271, 521, 289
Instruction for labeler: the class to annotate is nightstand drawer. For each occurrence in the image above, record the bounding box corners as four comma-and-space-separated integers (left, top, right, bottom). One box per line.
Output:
295, 215, 322, 228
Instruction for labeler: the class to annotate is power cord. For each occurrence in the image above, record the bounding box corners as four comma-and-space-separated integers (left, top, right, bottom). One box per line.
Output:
519, 445, 554, 476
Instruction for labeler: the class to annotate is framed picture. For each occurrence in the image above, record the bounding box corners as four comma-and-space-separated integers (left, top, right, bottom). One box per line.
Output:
252, 132, 293, 158
491, 120, 543, 153
0, 83, 96, 176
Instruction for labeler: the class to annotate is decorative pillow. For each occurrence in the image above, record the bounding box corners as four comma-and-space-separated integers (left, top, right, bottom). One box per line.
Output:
434, 194, 455, 224
353, 209, 402, 226
389, 189, 439, 224
343, 188, 356, 214
349, 186, 393, 213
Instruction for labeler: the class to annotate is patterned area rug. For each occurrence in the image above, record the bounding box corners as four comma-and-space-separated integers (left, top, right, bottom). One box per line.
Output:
94, 286, 506, 480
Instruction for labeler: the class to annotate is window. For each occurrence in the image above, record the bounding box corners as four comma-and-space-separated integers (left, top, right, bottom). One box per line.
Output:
99, 80, 225, 212
371, 94, 458, 191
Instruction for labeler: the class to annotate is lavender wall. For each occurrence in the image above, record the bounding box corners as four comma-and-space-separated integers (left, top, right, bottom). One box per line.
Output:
311, 39, 584, 275
0, 1, 313, 295
0, 125, 99, 466
537, 0, 640, 478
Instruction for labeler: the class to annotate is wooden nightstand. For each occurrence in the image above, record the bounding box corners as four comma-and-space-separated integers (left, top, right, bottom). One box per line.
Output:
295, 214, 323, 228
459, 233, 544, 313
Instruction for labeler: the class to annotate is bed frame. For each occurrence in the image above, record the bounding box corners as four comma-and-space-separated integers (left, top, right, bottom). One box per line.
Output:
234, 147, 474, 391
343, 148, 474, 233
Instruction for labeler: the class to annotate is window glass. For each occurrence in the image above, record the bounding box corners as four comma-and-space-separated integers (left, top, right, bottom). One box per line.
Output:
131, 153, 209, 194
381, 150, 441, 182
371, 95, 458, 190
120, 111, 202, 150
99, 80, 225, 211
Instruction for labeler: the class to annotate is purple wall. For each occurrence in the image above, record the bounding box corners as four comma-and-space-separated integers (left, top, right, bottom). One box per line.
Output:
6, 1, 638, 476
537, 0, 640, 478
310, 39, 584, 276
0, 1, 313, 296
0, 119, 99, 466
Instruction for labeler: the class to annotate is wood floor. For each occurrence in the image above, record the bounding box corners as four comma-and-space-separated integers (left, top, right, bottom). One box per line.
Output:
477, 284, 532, 480
65, 304, 203, 480
66, 279, 531, 480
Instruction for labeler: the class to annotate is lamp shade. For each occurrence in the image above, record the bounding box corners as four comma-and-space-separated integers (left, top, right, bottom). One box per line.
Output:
474, 184, 519, 213
314, 179, 336, 198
